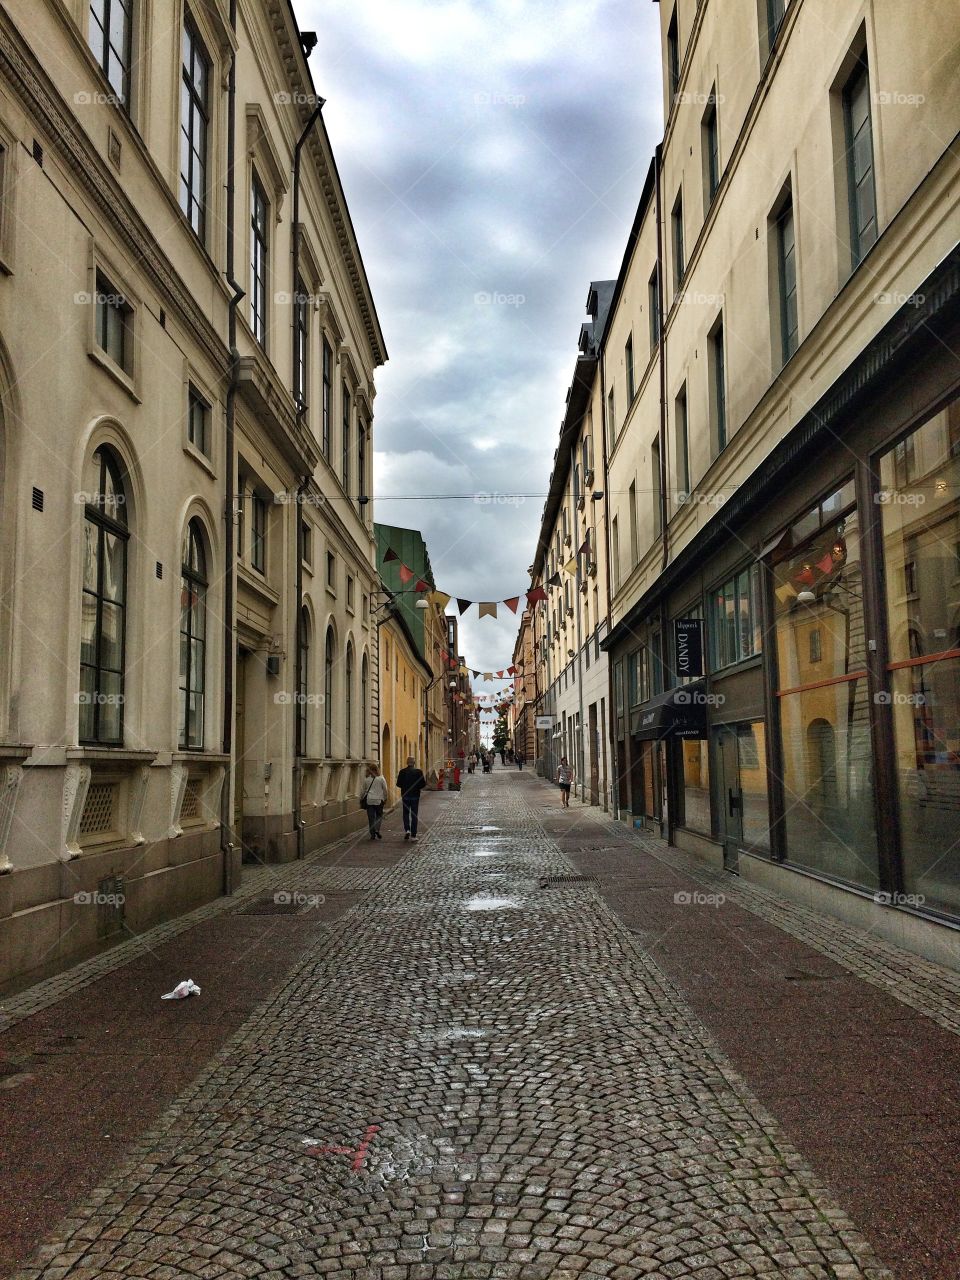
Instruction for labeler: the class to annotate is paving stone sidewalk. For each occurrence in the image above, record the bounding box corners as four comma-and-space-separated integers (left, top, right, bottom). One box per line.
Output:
11, 777, 893, 1280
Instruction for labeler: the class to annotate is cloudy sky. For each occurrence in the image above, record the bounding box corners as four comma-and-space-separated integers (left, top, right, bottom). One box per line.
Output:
295, 0, 663, 678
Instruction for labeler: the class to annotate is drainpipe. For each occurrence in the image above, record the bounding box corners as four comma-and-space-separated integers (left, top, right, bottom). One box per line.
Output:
290, 103, 323, 860
599, 349, 619, 821
220, 0, 246, 895
572, 443, 586, 804
655, 142, 669, 573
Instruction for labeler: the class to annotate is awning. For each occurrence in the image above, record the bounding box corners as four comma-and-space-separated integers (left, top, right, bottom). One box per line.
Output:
630, 682, 708, 741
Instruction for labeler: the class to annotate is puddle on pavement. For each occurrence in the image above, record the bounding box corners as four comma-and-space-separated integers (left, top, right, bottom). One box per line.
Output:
463, 894, 521, 911
471, 851, 497, 858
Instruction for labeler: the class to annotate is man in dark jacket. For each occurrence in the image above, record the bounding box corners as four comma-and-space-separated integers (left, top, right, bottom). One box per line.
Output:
396, 756, 427, 841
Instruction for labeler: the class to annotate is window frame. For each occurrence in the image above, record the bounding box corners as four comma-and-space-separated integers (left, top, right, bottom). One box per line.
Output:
80, 447, 129, 746
179, 519, 208, 751
250, 171, 269, 346
842, 57, 878, 268
250, 491, 267, 575
180, 10, 211, 242
88, 0, 133, 107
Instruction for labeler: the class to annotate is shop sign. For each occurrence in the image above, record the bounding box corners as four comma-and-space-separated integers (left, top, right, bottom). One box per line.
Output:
674, 617, 704, 678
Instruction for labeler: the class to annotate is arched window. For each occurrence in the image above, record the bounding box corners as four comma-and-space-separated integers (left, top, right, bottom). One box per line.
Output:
81, 447, 129, 744
179, 519, 208, 749
361, 654, 369, 758
324, 625, 335, 756
297, 607, 310, 756
345, 642, 354, 758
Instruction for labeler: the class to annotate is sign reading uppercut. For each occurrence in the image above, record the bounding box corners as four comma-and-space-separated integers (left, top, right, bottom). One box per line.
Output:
674, 617, 704, 679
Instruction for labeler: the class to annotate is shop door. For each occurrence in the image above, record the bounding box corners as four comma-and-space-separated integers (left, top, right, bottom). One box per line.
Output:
234, 649, 248, 854
716, 725, 743, 872
588, 703, 599, 805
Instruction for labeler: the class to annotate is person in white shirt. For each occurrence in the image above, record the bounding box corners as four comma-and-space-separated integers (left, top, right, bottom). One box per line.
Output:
362, 763, 388, 839
557, 757, 573, 807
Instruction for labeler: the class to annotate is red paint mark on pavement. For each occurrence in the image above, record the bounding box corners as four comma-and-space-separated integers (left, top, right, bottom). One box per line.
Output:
305, 1124, 380, 1171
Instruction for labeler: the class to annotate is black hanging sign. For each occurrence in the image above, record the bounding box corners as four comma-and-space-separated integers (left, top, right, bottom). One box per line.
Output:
674, 617, 704, 679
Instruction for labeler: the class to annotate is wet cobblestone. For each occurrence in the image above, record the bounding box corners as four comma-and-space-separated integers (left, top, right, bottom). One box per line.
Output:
10, 783, 894, 1279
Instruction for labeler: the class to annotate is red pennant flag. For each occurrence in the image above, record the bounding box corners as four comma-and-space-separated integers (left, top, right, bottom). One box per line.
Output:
508, 665, 517, 674
457, 598, 472, 615
526, 587, 547, 605
383, 548, 398, 562
816, 552, 834, 575
496, 670, 504, 678
399, 564, 414, 584
415, 578, 430, 592
503, 596, 520, 614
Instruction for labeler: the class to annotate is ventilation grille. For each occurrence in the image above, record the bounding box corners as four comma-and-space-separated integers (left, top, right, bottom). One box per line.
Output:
97, 875, 125, 939
538, 874, 597, 888
79, 783, 117, 837
180, 777, 202, 822
31, 486, 44, 511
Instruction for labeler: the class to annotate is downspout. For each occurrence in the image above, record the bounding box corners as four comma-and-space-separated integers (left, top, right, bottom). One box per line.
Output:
655, 142, 669, 573
572, 441, 586, 804
220, 0, 246, 894
290, 102, 323, 860
599, 346, 618, 819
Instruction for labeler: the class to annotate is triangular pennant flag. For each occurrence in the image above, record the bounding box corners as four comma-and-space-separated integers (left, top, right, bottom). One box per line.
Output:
563, 558, 577, 576
471, 669, 480, 677
383, 548, 398, 562
508, 665, 517, 674
496, 670, 504, 678
483, 673, 493, 681
526, 587, 547, 604
548, 573, 562, 586
399, 563, 414, 584
457, 598, 472, 615
478, 602, 498, 619
415, 578, 430, 592
428, 590, 452, 610
503, 596, 520, 614
459, 665, 469, 675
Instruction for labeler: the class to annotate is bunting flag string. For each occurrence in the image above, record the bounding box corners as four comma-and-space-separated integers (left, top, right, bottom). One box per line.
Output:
381, 542, 565, 617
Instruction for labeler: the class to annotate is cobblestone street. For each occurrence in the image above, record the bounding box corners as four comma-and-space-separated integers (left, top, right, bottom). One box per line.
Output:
4, 771, 915, 1280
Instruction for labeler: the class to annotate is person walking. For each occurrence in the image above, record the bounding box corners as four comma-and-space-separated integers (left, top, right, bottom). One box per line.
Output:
557, 757, 573, 807
516, 751, 524, 770
396, 756, 427, 841
362, 763, 387, 839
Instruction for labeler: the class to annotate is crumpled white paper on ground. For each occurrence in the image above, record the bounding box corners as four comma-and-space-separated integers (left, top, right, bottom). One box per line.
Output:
161, 978, 201, 1000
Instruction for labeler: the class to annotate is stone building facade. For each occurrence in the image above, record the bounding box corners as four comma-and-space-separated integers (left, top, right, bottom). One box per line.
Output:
0, 0, 384, 987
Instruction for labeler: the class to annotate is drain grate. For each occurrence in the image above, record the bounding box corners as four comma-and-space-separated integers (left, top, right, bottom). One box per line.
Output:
783, 969, 835, 982
538, 875, 598, 888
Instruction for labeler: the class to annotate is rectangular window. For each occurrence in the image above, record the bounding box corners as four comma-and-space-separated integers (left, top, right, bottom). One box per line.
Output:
294, 276, 308, 409
648, 266, 661, 352
675, 385, 689, 499
357, 418, 366, 509
709, 563, 762, 670
327, 550, 336, 590
773, 498, 877, 888
187, 385, 210, 456
95, 271, 132, 372
666, 8, 680, 106
342, 384, 351, 495
89, 0, 132, 104
347, 575, 355, 610
709, 317, 726, 452
777, 199, 799, 363
611, 516, 620, 591
671, 191, 685, 288
652, 439, 662, 538
321, 338, 333, 458
842, 57, 878, 267
702, 95, 720, 205
250, 173, 268, 346
180, 13, 210, 240
251, 493, 266, 573
607, 388, 616, 446
767, 0, 788, 51
625, 334, 635, 403
878, 398, 960, 915
301, 520, 312, 565
628, 480, 638, 566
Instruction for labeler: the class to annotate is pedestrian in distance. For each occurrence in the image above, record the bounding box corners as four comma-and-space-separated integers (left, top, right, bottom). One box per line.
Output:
361, 762, 387, 839
396, 756, 427, 841
500, 749, 506, 766
557, 757, 573, 807
516, 751, 524, 770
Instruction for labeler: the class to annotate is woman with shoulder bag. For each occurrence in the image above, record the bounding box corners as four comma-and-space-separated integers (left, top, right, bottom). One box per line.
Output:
361, 762, 388, 839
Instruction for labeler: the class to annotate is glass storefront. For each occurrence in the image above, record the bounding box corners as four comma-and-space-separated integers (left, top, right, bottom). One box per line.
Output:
679, 739, 711, 833
879, 398, 960, 915
773, 488, 879, 887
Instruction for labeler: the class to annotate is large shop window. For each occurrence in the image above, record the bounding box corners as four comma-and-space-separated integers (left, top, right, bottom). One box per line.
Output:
773, 485, 878, 887
709, 564, 762, 670
879, 399, 960, 916
679, 739, 710, 833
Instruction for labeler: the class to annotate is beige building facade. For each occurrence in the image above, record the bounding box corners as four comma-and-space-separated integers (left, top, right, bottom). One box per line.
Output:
0, 0, 384, 987
601, 0, 960, 964
528, 282, 613, 807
